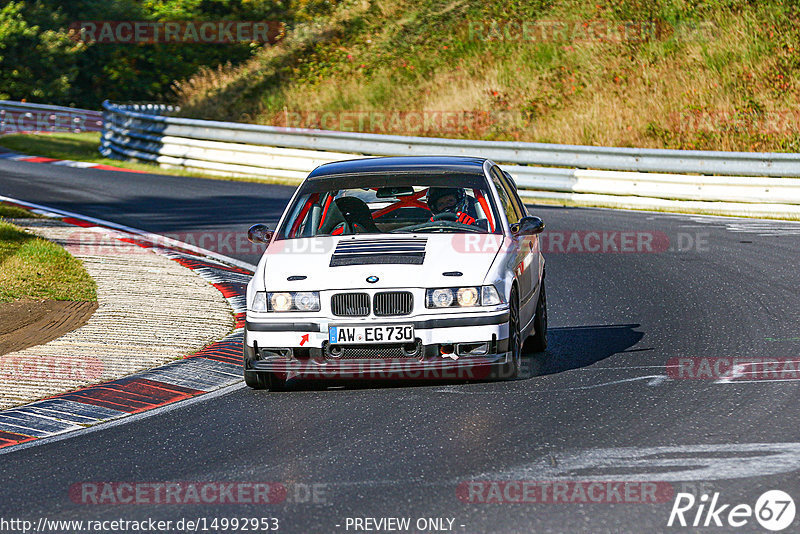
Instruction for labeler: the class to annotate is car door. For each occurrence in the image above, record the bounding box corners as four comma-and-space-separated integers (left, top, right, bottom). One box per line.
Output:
502, 170, 544, 330
490, 166, 536, 325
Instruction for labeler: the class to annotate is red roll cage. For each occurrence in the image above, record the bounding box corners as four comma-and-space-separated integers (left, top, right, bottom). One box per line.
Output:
288, 187, 496, 238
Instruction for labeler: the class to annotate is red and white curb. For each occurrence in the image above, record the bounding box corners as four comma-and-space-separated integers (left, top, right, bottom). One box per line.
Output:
0, 196, 254, 450
0, 150, 145, 173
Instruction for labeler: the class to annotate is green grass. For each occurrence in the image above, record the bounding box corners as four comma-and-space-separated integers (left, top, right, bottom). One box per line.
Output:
0, 219, 97, 302
0, 205, 38, 219
0, 132, 105, 163
171, 0, 800, 152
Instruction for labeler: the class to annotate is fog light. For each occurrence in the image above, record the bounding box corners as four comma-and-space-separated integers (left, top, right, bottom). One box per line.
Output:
457, 342, 489, 356
258, 347, 293, 360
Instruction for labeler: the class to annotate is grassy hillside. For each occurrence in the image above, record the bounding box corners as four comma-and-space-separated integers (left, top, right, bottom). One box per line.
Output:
175, 0, 800, 152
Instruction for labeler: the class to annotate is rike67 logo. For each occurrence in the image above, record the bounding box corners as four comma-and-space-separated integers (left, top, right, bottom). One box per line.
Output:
668, 490, 796, 531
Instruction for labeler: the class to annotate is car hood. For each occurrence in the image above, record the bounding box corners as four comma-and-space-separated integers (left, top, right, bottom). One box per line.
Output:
261, 234, 505, 291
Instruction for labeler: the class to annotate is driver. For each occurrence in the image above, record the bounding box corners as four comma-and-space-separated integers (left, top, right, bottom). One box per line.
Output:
427, 187, 477, 225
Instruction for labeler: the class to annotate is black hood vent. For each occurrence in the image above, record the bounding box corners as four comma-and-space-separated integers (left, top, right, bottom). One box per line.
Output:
330, 238, 427, 267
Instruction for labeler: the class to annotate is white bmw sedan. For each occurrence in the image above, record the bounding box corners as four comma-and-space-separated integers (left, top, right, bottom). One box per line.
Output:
244, 156, 547, 390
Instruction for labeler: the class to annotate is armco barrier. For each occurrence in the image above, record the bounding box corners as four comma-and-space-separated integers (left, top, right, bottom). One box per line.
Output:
100, 101, 800, 177
98, 100, 800, 217
0, 100, 103, 134
5, 100, 800, 217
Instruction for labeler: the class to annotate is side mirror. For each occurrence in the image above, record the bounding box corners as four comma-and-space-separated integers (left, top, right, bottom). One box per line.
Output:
247, 224, 274, 244
511, 216, 544, 236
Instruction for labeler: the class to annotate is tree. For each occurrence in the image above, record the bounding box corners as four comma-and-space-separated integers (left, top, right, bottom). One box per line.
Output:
0, 1, 79, 102
0, 0, 294, 107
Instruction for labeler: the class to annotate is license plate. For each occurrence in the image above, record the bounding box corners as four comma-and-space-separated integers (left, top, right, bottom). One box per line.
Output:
329, 325, 415, 345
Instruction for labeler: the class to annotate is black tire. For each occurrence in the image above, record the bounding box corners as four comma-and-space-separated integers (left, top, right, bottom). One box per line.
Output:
267, 373, 287, 392
244, 343, 287, 391
244, 369, 267, 389
505, 286, 522, 379
524, 276, 548, 353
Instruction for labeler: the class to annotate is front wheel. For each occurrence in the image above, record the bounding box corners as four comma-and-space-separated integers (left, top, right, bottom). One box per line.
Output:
505, 286, 522, 380
523, 276, 548, 353
244, 371, 287, 391
266, 373, 287, 391
244, 369, 267, 389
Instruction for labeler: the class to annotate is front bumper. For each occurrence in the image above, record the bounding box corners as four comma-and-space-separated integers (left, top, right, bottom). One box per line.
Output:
244, 309, 512, 380
245, 308, 510, 346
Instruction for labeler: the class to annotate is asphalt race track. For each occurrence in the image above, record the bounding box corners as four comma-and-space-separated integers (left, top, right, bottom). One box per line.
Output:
2, 157, 800, 533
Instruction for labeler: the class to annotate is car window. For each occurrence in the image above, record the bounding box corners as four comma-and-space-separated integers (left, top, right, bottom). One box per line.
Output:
502, 171, 528, 218
490, 167, 521, 225
276, 173, 503, 239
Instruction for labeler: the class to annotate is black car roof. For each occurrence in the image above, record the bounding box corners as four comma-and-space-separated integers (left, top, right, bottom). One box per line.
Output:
307, 156, 489, 179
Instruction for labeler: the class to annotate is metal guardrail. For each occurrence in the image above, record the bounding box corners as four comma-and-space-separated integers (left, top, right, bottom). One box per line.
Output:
0, 99, 792, 218
0, 100, 103, 134
102, 101, 800, 178
98, 100, 800, 217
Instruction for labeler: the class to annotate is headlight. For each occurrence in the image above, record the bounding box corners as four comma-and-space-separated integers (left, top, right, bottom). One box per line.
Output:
294, 291, 320, 311
266, 291, 320, 312
270, 292, 293, 312
457, 287, 479, 307
425, 286, 504, 308
430, 288, 454, 308
251, 291, 269, 312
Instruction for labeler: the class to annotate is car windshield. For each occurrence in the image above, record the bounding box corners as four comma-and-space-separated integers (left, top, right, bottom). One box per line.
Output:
276, 172, 502, 240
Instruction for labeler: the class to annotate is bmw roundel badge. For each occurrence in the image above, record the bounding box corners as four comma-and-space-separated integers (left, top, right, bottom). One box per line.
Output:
366, 275, 379, 283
